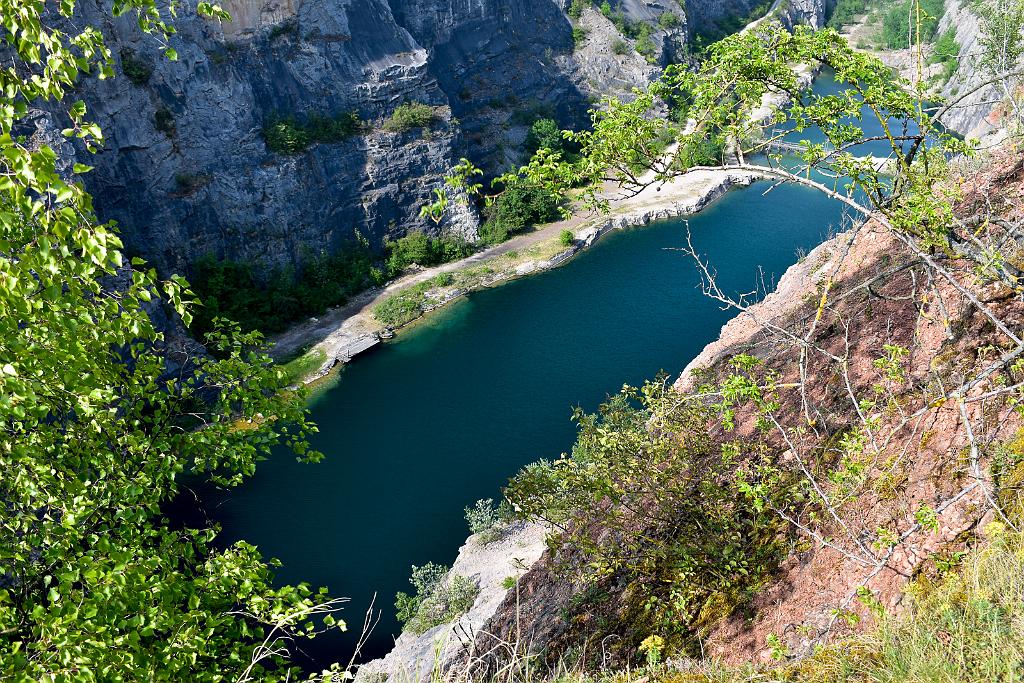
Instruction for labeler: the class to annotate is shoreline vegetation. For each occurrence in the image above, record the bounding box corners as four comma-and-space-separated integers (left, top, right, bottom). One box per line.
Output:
273, 168, 761, 386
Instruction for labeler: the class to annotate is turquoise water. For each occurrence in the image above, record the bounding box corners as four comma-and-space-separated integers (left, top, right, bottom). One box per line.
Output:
207, 181, 851, 666
207, 70, 938, 668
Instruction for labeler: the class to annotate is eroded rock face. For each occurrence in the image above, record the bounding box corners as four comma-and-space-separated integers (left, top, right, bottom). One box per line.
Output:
51, 0, 657, 276
57, 0, 832, 278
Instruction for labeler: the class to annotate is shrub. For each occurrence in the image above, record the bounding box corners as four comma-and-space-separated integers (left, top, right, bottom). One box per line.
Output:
262, 111, 362, 155
568, 0, 588, 19
465, 498, 513, 543
383, 102, 436, 133
174, 173, 210, 195
120, 49, 153, 85
154, 107, 175, 135
572, 26, 589, 47
612, 39, 629, 55
880, 0, 943, 49
636, 33, 656, 61
395, 563, 479, 635
479, 180, 561, 245
599, 0, 612, 17
559, 229, 575, 247
373, 293, 423, 327
826, 0, 869, 28
507, 378, 791, 653
657, 11, 680, 28
525, 118, 565, 155
929, 26, 960, 82
501, 576, 517, 590
263, 118, 309, 155
267, 18, 298, 41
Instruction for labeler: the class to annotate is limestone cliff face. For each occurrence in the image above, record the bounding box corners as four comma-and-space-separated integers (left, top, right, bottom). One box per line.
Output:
58, 0, 684, 276
53, 0, 833, 277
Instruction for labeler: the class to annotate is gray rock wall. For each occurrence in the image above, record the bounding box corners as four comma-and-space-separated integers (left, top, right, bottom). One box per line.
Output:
54, 0, 828, 277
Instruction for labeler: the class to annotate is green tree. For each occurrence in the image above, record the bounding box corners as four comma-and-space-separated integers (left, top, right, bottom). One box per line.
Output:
525, 118, 566, 155
0, 0, 348, 680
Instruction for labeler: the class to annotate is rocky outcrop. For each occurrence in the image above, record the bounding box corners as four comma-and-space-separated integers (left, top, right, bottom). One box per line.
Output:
936, 0, 1004, 139
355, 522, 548, 683
52, 0, 834, 279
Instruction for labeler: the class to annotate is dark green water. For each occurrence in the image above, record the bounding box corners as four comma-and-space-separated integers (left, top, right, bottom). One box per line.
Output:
207, 180, 851, 666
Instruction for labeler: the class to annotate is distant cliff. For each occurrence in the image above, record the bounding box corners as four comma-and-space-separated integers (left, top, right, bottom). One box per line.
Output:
37, 0, 834, 277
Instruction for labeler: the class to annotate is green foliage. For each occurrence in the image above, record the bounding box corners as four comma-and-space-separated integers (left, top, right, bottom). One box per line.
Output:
612, 38, 629, 55
689, 1, 773, 48
383, 102, 437, 133
191, 241, 383, 334
929, 26, 961, 82
372, 273, 455, 326
120, 48, 153, 85
385, 231, 475, 276
560, 229, 575, 247
525, 118, 567, 156
465, 498, 513, 543
827, 0, 870, 29
573, 26, 590, 47
280, 348, 328, 386
568, 0, 588, 19
501, 575, 518, 590
507, 377, 792, 653
263, 111, 362, 155
479, 179, 561, 245
394, 563, 479, 635
267, 18, 298, 40
600, 1, 612, 17
174, 172, 210, 195
636, 33, 657, 62
879, 0, 944, 48
0, 0, 357, 677
658, 11, 680, 29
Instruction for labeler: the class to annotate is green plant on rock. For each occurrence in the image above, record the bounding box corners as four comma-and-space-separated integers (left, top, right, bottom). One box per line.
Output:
465, 498, 513, 543
154, 106, 175, 135
572, 26, 590, 47
657, 11, 680, 29
120, 48, 153, 85
395, 563, 480, 634
559, 229, 575, 247
383, 102, 437, 133
263, 111, 362, 155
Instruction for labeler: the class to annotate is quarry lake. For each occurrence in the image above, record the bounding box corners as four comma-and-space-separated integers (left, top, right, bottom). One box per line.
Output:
203, 179, 851, 666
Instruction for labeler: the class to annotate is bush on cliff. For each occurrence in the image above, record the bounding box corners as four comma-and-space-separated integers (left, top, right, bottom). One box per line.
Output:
383, 102, 437, 133
263, 111, 362, 155
395, 563, 480, 635
507, 369, 792, 655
